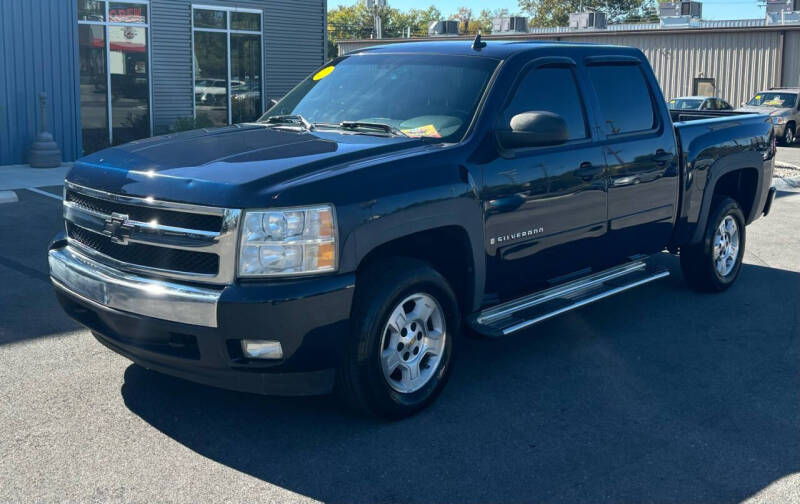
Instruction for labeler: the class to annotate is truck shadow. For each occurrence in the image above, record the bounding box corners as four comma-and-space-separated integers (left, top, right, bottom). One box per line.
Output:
121, 255, 799, 503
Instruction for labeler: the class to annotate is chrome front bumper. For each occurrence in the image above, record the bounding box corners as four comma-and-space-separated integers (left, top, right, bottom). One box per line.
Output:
49, 246, 222, 327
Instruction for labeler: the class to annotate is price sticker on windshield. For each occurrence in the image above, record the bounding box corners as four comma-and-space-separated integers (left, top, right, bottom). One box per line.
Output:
313, 66, 334, 81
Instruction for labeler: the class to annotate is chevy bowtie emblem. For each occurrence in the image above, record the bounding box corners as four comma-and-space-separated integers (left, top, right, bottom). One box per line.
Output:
102, 212, 134, 245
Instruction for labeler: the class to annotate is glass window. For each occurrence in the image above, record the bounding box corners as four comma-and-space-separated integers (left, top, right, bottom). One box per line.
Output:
268, 54, 498, 141
108, 2, 147, 23
588, 64, 656, 135
231, 34, 262, 123
194, 9, 226, 29
78, 24, 109, 154
746, 92, 798, 109
231, 12, 260, 31
504, 66, 588, 141
109, 26, 150, 144
78, 0, 105, 22
194, 31, 228, 126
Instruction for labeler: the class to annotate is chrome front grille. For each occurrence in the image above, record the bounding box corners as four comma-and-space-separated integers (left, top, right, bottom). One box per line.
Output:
63, 182, 241, 284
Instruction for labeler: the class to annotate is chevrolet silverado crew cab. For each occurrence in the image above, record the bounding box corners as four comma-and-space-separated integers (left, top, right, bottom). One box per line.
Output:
49, 39, 777, 418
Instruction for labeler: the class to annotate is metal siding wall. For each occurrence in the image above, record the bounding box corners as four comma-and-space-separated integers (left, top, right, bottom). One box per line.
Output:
149, 0, 325, 133
0, 0, 79, 164
560, 31, 781, 106
263, 0, 326, 100
150, 1, 194, 134
782, 31, 800, 87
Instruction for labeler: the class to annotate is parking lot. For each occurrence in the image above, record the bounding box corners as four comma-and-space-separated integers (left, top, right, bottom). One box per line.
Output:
1, 165, 798, 503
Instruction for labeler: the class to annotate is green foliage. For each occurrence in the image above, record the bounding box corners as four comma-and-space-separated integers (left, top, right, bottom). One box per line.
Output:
517, 0, 648, 27
172, 113, 214, 132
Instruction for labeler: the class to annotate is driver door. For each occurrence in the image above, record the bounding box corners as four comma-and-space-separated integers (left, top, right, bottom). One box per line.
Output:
482, 59, 608, 301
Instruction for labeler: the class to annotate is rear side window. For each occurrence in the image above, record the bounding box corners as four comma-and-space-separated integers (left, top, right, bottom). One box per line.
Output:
505, 66, 588, 141
588, 64, 656, 136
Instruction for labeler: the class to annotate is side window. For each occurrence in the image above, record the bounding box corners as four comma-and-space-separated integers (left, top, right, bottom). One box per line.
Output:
505, 65, 588, 141
587, 63, 656, 136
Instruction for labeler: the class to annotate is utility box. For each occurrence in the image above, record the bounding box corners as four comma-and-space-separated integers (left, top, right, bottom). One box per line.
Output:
568, 11, 607, 29
492, 16, 529, 34
428, 20, 459, 36
660, 1, 703, 19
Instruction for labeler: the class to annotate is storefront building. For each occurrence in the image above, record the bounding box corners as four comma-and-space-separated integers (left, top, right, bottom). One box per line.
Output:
0, 0, 327, 165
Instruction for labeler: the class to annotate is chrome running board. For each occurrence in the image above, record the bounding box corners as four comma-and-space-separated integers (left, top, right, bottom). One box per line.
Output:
468, 260, 670, 338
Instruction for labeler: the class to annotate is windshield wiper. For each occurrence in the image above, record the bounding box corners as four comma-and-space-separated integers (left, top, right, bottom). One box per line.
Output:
315, 121, 409, 138
262, 114, 314, 131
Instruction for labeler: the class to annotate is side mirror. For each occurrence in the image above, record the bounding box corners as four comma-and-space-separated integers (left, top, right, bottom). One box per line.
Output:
496, 111, 569, 150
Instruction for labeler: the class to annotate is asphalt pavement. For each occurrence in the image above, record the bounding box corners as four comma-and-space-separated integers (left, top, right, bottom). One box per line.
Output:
0, 183, 798, 503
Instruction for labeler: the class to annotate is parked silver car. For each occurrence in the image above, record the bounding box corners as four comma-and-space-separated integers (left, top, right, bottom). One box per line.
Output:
737, 88, 799, 145
668, 96, 733, 111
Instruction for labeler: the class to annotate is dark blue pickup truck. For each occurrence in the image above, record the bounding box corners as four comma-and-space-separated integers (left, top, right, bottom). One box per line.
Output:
49, 39, 777, 418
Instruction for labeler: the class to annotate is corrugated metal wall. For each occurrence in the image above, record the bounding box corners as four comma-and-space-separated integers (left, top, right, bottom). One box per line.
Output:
559, 31, 783, 106
0, 0, 80, 165
782, 30, 800, 87
150, 0, 326, 134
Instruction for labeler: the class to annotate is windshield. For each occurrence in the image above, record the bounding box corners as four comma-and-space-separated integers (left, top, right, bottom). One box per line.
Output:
668, 98, 704, 110
260, 53, 499, 141
746, 92, 798, 109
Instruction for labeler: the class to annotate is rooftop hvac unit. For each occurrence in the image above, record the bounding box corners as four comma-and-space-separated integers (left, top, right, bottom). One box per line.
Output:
568, 11, 607, 29
659, 1, 702, 19
492, 16, 529, 34
428, 20, 459, 36
765, 0, 793, 14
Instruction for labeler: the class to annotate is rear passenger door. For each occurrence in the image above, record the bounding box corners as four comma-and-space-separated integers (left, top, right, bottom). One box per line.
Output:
482, 58, 608, 300
584, 59, 679, 260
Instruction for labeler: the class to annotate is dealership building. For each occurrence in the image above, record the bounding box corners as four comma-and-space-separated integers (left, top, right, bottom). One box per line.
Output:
0, 0, 327, 165
337, 6, 800, 116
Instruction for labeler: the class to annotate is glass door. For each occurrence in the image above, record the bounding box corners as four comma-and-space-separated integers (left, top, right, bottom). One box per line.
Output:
77, 1, 151, 154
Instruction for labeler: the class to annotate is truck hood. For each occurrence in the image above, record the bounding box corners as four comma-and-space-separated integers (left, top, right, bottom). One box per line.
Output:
67, 124, 424, 208
735, 105, 790, 116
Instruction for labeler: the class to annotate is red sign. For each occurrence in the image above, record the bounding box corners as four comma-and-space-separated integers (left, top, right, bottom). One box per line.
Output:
109, 7, 145, 23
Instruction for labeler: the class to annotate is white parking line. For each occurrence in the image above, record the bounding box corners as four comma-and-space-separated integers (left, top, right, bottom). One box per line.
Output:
24, 187, 63, 201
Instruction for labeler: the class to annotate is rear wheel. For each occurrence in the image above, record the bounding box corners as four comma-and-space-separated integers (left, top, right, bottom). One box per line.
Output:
338, 258, 459, 419
680, 197, 746, 292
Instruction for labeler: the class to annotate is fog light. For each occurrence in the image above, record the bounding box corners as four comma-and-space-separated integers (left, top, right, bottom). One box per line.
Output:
242, 340, 283, 359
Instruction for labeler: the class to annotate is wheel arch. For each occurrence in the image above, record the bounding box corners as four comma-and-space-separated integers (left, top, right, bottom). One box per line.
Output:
352, 222, 484, 316
688, 151, 766, 244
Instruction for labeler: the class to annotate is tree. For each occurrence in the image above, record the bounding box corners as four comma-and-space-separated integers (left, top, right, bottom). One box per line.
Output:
518, 0, 646, 27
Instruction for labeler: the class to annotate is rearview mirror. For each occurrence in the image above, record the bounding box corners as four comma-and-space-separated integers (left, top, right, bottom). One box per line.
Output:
496, 111, 569, 150
267, 98, 278, 111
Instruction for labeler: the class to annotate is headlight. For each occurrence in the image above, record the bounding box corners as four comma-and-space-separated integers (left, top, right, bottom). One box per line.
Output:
772, 117, 786, 125
238, 205, 337, 277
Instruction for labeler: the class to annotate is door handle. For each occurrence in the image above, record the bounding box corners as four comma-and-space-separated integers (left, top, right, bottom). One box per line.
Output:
654, 150, 673, 166
576, 161, 602, 180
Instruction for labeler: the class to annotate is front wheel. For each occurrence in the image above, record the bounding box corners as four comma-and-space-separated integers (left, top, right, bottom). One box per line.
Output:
338, 258, 459, 419
782, 124, 796, 145
680, 197, 746, 292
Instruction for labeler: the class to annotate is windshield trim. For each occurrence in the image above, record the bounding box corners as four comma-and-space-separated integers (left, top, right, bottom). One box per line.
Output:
259, 53, 504, 145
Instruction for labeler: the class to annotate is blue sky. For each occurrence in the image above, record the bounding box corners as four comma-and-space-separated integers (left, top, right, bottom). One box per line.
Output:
331, 1, 766, 21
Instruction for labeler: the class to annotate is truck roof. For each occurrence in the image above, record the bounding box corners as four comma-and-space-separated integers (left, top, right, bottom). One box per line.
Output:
351, 39, 642, 60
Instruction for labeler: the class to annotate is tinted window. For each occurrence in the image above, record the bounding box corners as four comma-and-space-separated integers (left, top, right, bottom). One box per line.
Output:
505, 66, 588, 140
719, 100, 732, 110
588, 64, 656, 135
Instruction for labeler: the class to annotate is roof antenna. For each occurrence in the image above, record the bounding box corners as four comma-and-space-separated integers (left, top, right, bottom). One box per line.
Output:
472, 32, 486, 51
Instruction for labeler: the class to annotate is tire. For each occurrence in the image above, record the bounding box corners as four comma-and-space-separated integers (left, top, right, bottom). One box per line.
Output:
338, 257, 459, 419
680, 196, 746, 292
782, 124, 796, 146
